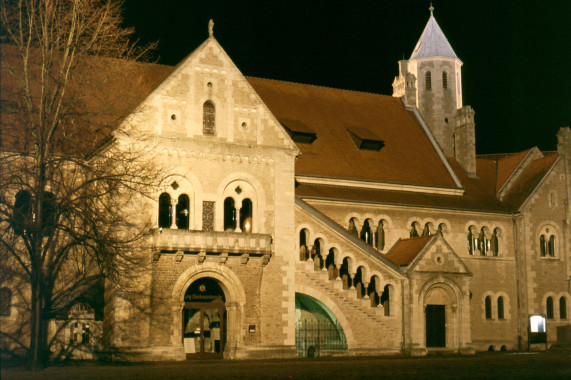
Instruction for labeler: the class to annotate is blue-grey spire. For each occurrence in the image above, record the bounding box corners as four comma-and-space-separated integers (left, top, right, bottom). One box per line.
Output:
410, 7, 458, 60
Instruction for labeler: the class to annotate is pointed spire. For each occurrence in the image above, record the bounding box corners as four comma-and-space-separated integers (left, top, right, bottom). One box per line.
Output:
409, 7, 458, 60
208, 19, 214, 37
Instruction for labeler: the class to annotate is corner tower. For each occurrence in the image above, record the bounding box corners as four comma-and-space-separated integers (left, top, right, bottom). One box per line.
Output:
393, 6, 476, 175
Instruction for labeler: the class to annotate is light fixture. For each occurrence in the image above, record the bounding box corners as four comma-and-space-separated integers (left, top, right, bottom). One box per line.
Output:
243, 217, 252, 233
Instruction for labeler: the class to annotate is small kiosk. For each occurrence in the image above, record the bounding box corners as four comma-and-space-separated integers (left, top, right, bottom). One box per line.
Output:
528, 314, 547, 351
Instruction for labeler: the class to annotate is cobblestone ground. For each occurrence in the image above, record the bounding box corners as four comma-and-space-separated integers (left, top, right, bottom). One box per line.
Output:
2, 352, 571, 380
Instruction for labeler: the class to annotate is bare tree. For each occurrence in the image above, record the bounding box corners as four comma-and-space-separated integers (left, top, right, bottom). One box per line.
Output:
0, 0, 163, 369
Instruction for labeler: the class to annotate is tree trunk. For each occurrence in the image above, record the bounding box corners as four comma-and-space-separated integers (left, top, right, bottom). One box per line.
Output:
28, 273, 45, 370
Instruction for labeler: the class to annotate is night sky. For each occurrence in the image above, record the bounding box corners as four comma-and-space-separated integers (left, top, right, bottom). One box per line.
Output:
123, 0, 570, 155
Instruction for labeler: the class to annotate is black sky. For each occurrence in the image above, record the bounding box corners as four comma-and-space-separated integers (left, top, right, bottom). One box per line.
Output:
123, 0, 570, 155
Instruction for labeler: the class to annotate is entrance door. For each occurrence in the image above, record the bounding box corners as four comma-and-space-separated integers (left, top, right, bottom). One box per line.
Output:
183, 277, 227, 358
183, 306, 225, 357
426, 304, 446, 347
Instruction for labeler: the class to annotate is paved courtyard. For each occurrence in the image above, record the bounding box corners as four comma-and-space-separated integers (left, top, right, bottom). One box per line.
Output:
2, 352, 571, 380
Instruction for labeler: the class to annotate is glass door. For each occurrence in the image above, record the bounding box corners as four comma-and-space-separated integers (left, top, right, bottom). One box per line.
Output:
183, 306, 225, 357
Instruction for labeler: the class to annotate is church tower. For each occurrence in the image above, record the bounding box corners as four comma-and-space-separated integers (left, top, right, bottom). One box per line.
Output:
393, 6, 476, 176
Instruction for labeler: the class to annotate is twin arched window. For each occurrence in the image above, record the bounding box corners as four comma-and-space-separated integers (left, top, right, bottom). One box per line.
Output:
546, 296, 568, 320
203, 101, 216, 135
485, 295, 506, 320
158, 193, 190, 229
540, 234, 556, 257
224, 197, 252, 233
13, 190, 56, 236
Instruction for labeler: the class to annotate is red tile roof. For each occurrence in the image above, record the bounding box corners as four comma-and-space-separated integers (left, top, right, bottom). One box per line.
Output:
503, 153, 559, 210
386, 235, 433, 266
247, 77, 458, 188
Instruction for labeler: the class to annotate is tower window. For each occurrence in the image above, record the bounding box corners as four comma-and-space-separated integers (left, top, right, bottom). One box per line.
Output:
176, 194, 190, 229
223, 197, 236, 231
442, 72, 448, 90
425, 71, 432, 91
203, 101, 216, 135
560, 297, 568, 320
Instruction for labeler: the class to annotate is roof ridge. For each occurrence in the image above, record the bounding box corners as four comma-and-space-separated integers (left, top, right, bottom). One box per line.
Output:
246, 75, 393, 98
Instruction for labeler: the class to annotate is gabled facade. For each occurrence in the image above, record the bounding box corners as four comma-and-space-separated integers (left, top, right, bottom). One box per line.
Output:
2, 8, 570, 361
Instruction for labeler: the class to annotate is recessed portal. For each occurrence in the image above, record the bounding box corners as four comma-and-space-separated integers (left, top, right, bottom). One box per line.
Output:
426, 304, 446, 347
183, 278, 226, 358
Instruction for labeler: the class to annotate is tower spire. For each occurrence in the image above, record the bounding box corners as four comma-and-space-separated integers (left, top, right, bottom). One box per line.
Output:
429, 2, 434, 15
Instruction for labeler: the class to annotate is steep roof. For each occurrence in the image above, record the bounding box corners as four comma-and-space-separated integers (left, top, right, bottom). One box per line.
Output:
385, 235, 433, 266
503, 152, 559, 210
247, 77, 458, 188
410, 13, 458, 60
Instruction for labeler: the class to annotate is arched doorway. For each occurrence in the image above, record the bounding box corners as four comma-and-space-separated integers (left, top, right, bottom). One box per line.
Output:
423, 285, 458, 350
183, 277, 226, 358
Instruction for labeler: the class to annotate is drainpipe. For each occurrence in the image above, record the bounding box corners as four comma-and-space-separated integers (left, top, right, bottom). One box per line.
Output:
401, 278, 406, 355
512, 213, 523, 350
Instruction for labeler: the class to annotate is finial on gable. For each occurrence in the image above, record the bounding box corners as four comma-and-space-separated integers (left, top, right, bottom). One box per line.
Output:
208, 19, 214, 37
429, 2, 434, 15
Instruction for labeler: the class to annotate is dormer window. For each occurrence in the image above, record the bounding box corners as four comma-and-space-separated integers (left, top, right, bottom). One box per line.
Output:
280, 119, 316, 144
347, 128, 384, 151
203, 101, 216, 135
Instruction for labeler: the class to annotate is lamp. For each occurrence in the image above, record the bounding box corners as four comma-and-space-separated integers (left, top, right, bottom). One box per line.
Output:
243, 217, 252, 233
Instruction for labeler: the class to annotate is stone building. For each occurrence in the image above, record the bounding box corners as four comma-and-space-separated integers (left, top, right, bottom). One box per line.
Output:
1, 9, 570, 360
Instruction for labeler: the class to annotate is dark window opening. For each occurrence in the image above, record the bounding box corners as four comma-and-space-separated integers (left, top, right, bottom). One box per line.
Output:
497, 296, 505, 320
176, 194, 190, 229
381, 285, 391, 316
240, 198, 252, 233
281, 120, 317, 144
348, 218, 358, 236
485, 296, 492, 319
0, 288, 12, 316
560, 297, 567, 320
425, 71, 432, 91
375, 221, 385, 250
360, 220, 372, 245
410, 222, 419, 238
442, 71, 448, 90
158, 193, 172, 228
548, 235, 556, 257
13, 190, 32, 236
546, 297, 554, 319
224, 198, 236, 231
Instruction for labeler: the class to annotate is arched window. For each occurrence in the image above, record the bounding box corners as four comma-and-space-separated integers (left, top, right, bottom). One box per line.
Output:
340, 258, 351, 290
485, 296, 492, 319
381, 284, 392, 316
348, 218, 358, 237
13, 190, 32, 236
223, 197, 236, 231
490, 229, 499, 256
176, 194, 190, 229
41, 192, 57, 236
467, 227, 477, 255
368, 276, 380, 307
0, 288, 12, 316
158, 193, 172, 228
560, 297, 567, 320
478, 228, 489, 256
497, 296, 505, 320
354, 267, 365, 299
540, 234, 546, 256
375, 220, 385, 251
548, 235, 556, 257
240, 198, 253, 233
442, 71, 448, 90
299, 229, 308, 261
203, 101, 216, 135
546, 297, 554, 319
325, 249, 338, 280
425, 71, 432, 91
410, 222, 419, 238
360, 220, 372, 245
422, 223, 431, 236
